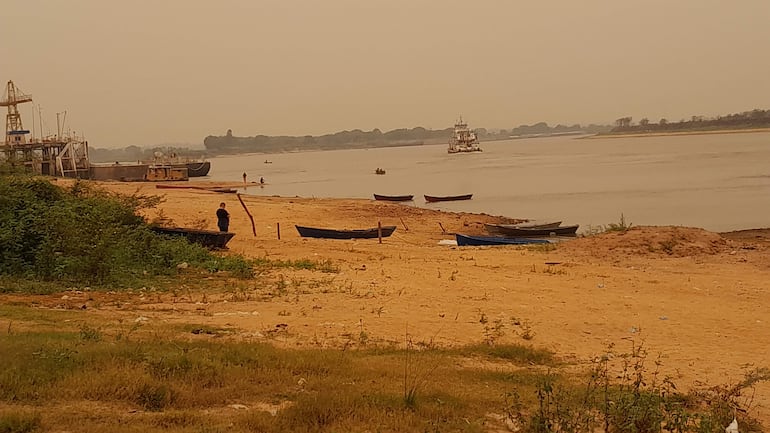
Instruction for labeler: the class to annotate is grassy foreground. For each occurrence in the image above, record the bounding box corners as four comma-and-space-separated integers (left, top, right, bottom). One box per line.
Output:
0, 301, 767, 433
0, 305, 555, 433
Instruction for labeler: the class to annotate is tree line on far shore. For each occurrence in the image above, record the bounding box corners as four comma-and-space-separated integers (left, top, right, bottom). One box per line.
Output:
86, 106, 770, 161
609, 108, 770, 134
88, 122, 610, 161
201, 123, 611, 156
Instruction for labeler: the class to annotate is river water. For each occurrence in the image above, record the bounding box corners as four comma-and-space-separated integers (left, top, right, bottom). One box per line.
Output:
197, 132, 770, 232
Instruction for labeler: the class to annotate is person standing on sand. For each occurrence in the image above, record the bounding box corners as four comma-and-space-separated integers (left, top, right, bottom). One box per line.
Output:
242, 172, 247, 186
216, 202, 230, 232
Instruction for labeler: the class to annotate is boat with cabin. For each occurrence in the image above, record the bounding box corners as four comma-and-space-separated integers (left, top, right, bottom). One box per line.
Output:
448, 116, 482, 154
147, 151, 210, 177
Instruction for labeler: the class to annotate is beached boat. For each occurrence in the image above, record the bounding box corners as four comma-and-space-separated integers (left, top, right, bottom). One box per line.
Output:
484, 224, 579, 237
207, 187, 237, 194
146, 152, 210, 177
455, 234, 550, 246
484, 221, 562, 234
150, 226, 235, 249
373, 194, 414, 202
178, 160, 210, 177
448, 116, 482, 154
424, 194, 473, 203
155, 184, 235, 193
513, 220, 562, 229
144, 165, 189, 181
295, 225, 397, 239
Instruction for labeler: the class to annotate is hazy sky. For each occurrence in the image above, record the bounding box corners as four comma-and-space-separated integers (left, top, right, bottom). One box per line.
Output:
2, 0, 770, 148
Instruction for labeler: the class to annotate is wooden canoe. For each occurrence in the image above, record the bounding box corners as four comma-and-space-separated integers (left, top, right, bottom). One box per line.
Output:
373, 194, 414, 202
485, 221, 562, 234
483, 224, 579, 238
295, 225, 397, 239
208, 187, 238, 194
155, 184, 237, 193
150, 226, 235, 249
512, 220, 562, 229
455, 234, 550, 246
424, 194, 473, 203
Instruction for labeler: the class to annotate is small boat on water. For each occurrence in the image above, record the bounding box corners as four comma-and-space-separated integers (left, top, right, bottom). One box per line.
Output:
484, 224, 580, 238
373, 194, 414, 202
295, 225, 397, 239
150, 226, 235, 249
424, 194, 473, 203
375, 168, 386, 175
455, 234, 550, 246
448, 116, 482, 154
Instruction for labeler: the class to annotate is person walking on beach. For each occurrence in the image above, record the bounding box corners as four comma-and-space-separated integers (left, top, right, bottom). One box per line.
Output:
242, 172, 247, 186
216, 202, 230, 232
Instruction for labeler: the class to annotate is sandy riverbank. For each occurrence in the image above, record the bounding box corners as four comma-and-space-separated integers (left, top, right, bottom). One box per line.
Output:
11, 180, 770, 421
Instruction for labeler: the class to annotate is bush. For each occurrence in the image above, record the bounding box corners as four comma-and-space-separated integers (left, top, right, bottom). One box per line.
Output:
0, 176, 253, 287
136, 383, 176, 411
518, 341, 769, 433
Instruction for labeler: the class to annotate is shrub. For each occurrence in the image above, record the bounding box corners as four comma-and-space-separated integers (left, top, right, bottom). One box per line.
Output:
136, 383, 176, 411
0, 176, 253, 288
605, 213, 633, 233
520, 341, 769, 433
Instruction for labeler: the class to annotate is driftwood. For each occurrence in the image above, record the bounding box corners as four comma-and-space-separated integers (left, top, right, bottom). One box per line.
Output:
236, 193, 256, 237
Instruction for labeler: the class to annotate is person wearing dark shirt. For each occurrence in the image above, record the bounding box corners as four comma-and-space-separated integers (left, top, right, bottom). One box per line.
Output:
216, 202, 230, 232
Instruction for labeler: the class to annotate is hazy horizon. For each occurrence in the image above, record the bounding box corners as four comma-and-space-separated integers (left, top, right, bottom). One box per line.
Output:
2, 0, 769, 148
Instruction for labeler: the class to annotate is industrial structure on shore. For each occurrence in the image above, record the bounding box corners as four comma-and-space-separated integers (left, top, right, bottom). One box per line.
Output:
1, 79, 208, 181
1, 80, 90, 178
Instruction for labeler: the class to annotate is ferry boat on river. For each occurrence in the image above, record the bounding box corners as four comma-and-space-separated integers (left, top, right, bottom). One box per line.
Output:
448, 116, 482, 154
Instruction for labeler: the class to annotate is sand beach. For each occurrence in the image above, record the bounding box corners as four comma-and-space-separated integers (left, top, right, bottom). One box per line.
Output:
6, 179, 769, 422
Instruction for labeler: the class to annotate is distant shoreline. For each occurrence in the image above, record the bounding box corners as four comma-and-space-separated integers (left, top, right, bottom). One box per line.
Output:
586, 127, 770, 139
